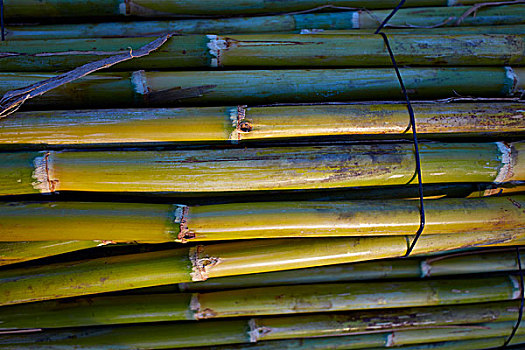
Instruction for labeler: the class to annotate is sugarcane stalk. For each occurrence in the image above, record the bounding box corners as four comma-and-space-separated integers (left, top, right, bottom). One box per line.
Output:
300, 24, 525, 34
0, 230, 523, 305
172, 248, 525, 292
1, 67, 522, 110
2, 102, 523, 146
1, 142, 522, 196
0, 276, 520, 329
1, 34, 524, 71
1, 196, 524, 242
3, 5, 525, 38
0, 299, 520, 340
0, 319, 523, 349
4, 0, 518, 19
0, 241, 104, 266
190, 323, 525, 350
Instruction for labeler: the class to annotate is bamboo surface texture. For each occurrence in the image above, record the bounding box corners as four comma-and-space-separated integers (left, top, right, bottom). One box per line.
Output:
4, 5, 525, 38
1, 142, 522, 195
3, 0, 516, 19
0, 240, 103, 266
1, 103, 523, 146
0, 300, 521, 338
301, 24, 525, 35
0, 276, 520, 326
1, 67, 522, 110
0, 315, 523, 349
1, 34, 524, 71
0, 196, 523, 242
0, 230, 523, 305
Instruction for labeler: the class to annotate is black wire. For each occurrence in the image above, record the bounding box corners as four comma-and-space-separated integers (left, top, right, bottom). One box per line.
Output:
0, 0, 4, 41
374, 0, 406, 34
374, 0, 425, 257
501, 247, 525, 348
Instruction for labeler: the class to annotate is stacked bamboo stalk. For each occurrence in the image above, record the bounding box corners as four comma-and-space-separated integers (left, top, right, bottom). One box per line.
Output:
1, 0, 525, 349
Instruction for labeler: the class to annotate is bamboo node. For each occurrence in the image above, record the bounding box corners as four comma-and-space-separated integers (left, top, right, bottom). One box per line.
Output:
229, 105, 247, 142
207, 35, 226, 67
248, 319, 272, 342
494, 142, 514, 183
175, 205, 194, 242
189, 245, 221, 281
190, 294, 218, 319
32, 151, 57, 193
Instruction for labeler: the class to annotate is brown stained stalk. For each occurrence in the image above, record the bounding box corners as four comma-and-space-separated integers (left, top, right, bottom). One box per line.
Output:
0, 35, 171, 119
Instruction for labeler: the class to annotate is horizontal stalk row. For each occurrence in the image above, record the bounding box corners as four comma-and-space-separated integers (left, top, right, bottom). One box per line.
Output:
1, 229, 523, 305
0, 196, 524, 242
1, 67, 523, 110
2, 34, 525, 71
1, 103, 523, 146
1, 142, 522, 195
3, 0, 515, 19
0, 275, 521, 327
4, 5, 525, 37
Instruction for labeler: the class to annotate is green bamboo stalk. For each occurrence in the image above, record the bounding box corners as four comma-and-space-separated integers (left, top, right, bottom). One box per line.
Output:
0, 196, 524, 242
1, 67, 522, 110
1, 142, 522, 196
0, 320, 523, 349
299, 24, 525, 35
366, 336, 525, 350
3, 0, 517, 19
3, 5, 525, 37
0, 277, 520, 329
0, 241, 104, 266
1, 103, 523, 146
0, 230, 523, 305
171, 248, 525, 292
2, 34, 524, 71
191, 323, 525, 350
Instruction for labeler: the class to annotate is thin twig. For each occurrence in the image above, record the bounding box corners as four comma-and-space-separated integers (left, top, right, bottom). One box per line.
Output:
455, 0, 525, 25
0, 34, 171, 119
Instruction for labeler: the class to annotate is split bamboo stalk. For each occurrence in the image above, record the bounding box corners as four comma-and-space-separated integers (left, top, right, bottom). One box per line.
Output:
3, 0, 517, 19
1, 103, 523, 146
0, 231, 523, 305
0, 196, 524, 242
0, 241, 104, 266
0, 300, 520, 338
0, 276, 520, 328
1, 67, 522, 110
0, 320, 523, 349
1, 142, 522, 196
3, 5, 525, 37
2, 34, 525, 71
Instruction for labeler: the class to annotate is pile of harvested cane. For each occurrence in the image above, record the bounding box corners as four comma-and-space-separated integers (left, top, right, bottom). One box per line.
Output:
0, 0, 524, 349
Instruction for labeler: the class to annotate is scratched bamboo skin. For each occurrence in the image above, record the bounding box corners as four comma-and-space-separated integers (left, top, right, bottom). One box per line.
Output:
1, 103, 523, 146
0, 241, 103, 266
0, 196, 523, 242
3, 0, 515, 19
1, 67, 522, 110
1, 142, 522, 196
0, 299, 520, 338
0, 229, 523, 306
2, 34, 525, 71
3, 5, 525, 38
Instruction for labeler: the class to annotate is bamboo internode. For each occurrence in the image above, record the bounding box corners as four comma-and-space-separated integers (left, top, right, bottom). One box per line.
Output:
0, 196, 523, 242
3, 5, 525, 38
0, 231, 523, 305
1, 67, 522, 110
1, 142, 522, 195
1, 34, 524, 71
1, 103, 523, 146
